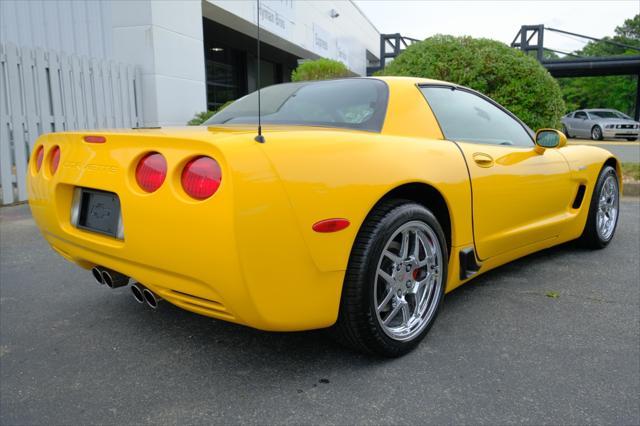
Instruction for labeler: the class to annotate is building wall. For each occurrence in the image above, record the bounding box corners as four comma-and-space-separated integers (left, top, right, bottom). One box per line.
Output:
204, 0, 380, 76
1, 0, 380, 127
0, 0, 113, 59
111, 1, 207, 126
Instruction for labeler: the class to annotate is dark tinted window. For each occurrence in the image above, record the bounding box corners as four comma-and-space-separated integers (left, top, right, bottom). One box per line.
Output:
590, 111, 619, 119
205, 79, 388, 132
420, 86, 533, 147
575, 111, 588, 119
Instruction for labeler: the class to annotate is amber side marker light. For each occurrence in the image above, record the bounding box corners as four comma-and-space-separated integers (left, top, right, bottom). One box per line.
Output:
83, 135, 106, 143
312, 218, 350, 233
50, 146, 61, 174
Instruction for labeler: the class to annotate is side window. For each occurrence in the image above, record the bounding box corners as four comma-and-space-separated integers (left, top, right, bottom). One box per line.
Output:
575, 111, 587, 119
420, 86, 533, 147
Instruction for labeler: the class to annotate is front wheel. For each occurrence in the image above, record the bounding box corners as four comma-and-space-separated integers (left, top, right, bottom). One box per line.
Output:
578, 165, 620, 249
591, 125, 604, 141
333, 200, 448, 357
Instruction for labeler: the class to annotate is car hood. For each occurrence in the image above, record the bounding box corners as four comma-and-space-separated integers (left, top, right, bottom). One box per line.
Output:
594, 118, 638, 125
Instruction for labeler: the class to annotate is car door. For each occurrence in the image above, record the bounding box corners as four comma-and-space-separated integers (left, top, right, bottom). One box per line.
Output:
573, 111, 590, 137
420, 85, 573, 260
564, 112, 579, 134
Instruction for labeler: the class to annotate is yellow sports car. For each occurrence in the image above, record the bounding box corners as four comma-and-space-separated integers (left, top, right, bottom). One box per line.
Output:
28, 77, 620, 357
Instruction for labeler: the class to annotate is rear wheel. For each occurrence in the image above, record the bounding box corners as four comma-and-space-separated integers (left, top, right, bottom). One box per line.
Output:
578, 165, 619, 249
562, 124, 571, 138
626, 137, 637, 142
591, 125, 603, 141
333, 200, 448, 357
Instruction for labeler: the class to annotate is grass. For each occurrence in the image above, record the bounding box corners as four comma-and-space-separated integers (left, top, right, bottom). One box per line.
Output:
621, 163, 640, 181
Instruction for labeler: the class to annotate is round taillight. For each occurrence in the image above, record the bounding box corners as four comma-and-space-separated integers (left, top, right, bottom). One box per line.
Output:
35, 146, 44, 172
181, 156, 222, 200
136, 153, 167, 193
50, 146, 60, 175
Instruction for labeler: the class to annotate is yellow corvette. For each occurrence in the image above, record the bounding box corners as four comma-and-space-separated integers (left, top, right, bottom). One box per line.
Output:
28, 77, 620, 356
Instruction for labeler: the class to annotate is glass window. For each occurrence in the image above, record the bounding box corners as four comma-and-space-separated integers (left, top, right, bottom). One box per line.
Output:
204, 79, 389, 132
420, 86, 533, 147
575, 111, 588, 119
590, 110, 619, 119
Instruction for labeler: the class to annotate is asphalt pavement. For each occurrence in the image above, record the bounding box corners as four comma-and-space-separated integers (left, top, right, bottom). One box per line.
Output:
1, 200, 639, 425
569, 139, 640, 163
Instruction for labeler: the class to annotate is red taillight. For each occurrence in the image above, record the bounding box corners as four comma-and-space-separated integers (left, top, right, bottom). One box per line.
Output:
312, 218, 350, 233
181, 156, 222, 200
35, 146, 44, 172
136, 153, 167, 193
50, 146, 60, 174
84, 135, 106, 143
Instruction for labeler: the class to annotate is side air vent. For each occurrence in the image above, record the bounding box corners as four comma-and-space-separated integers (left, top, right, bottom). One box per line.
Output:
459, 247, 481, 280
572, 184, 586, 209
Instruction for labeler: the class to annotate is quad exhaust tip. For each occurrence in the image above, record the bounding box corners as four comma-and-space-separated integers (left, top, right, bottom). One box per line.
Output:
92, 266, 129, 288
142, 288, 162, 309
91, 267, 105, 285
131, 283, 162, 309
101, 268, 129, 288
130, 283, 145, 304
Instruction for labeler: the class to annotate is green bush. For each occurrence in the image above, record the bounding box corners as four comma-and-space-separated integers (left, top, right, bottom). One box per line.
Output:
187, 101, 234, 125
291, 58, 350, 82
377, 35, 565, 130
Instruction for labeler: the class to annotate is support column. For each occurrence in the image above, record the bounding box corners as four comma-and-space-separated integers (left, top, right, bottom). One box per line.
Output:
111, 1, 206, 126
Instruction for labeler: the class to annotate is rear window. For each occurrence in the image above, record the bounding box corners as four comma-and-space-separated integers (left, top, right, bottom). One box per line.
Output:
204, 79, 389, 132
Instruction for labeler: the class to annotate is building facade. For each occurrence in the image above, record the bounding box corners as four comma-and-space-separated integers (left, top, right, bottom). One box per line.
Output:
1, 0, 380, 126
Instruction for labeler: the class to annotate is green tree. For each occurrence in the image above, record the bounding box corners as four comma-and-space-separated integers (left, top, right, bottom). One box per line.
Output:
377, 35, 565, 130
557, 14, 639, 116
291, 58, 350, 82
187, 101, 233, 125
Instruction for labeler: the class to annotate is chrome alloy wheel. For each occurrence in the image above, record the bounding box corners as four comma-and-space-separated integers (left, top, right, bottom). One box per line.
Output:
592, 126, 602, 140
374, 221, 443, 341
596, 175, 619, 241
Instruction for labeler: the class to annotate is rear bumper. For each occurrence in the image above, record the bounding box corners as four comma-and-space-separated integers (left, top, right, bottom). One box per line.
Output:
27, 132, 344, 331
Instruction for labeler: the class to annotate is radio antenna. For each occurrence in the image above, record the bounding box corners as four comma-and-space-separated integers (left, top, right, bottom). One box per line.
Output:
254, 0, 265, 143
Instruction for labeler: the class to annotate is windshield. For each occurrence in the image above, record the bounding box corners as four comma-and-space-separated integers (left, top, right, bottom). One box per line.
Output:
590, 111, 621, 119
204, 79, 389, 132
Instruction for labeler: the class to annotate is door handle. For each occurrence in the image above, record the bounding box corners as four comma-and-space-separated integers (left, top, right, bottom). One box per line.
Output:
472, 153, 494, 168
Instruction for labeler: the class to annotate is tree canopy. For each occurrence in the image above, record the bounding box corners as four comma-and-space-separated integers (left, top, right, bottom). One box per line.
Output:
291, 58, 350, 82
377, 35, 565, 130
557, 14, 639, 115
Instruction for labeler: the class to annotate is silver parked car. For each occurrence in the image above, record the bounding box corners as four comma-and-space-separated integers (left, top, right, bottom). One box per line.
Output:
561, 109, 639, 141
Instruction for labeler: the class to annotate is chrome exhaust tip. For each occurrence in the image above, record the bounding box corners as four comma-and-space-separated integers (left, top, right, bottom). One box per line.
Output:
130, 283, 145, 304
101, 268, 129, 289
142, 288, 162, 309
91, 267, 105, 285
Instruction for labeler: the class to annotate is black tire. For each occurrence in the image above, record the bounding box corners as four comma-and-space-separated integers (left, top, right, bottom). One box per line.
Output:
591, 125, 604, 141
626, 137, 637, 142
562, 124, 571, 138
332, 200, 448, 357
578, 165, 620, 249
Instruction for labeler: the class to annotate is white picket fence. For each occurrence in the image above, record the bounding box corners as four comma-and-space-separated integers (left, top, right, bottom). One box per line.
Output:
0, 42, 143, 205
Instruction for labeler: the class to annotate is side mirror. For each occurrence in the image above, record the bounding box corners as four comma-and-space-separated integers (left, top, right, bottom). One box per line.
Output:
535, 129, 567, 153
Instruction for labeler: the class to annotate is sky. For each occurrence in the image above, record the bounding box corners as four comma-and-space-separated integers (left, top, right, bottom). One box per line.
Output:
354, 1, 639, 54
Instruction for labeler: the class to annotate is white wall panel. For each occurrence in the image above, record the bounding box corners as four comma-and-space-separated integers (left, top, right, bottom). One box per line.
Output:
0, 42, 143, 205
0, 0, 113, 59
